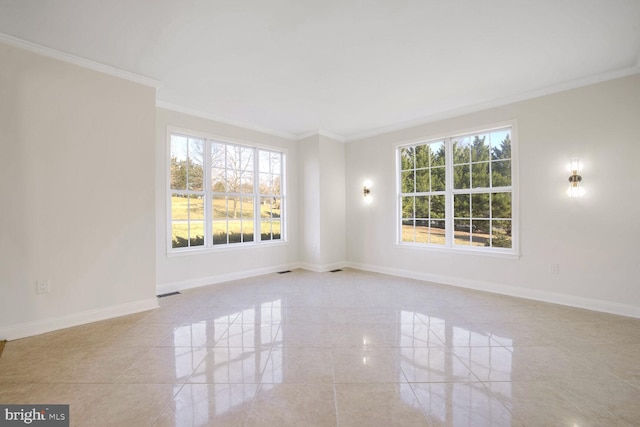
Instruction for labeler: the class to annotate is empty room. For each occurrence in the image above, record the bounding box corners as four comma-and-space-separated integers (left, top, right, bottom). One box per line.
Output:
1, 1, 640, 426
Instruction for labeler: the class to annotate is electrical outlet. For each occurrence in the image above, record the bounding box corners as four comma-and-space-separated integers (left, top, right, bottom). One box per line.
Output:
550, 264, 560, 275
36, 280, 50, 294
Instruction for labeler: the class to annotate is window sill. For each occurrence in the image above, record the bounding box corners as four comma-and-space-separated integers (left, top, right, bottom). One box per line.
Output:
395, 242, 520, 260
167, 239, 288, 257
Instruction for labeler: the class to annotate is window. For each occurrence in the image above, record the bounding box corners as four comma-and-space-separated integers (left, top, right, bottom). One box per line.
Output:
398, 126, 515, 254
169, 131, 285, 251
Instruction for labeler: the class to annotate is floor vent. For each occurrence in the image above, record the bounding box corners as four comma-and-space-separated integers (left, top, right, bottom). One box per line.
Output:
157, 291, 181, 298
329, 269, 343, 273
277, 270, 292, 274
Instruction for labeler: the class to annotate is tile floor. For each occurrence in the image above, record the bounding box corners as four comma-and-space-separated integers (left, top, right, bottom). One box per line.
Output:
1, 269, 640, 426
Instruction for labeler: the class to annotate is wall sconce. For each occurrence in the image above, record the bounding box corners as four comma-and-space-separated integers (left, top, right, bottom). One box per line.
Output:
363, 180, 372, 204
568, 158, 584, 198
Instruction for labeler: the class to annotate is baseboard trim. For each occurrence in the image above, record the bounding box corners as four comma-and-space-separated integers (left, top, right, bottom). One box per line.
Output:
156, 263, 301, 295
347, 262, 640, 319
0, 298, 159, 341
297, 262, 348, 273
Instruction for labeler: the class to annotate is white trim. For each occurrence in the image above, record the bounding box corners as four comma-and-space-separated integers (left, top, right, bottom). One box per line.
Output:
347, 262, 640, 319
0, 298, 159, 341
295, 130, 347, 143
157, 101, 297, 140
297, 262, 349, 273
156, 263, 300, 295
0, 33, 162, 88
345, 66, 640, 142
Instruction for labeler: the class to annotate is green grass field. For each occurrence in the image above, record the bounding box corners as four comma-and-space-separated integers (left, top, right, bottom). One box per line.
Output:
401, 225, 511, 247
171, 195, 281, 244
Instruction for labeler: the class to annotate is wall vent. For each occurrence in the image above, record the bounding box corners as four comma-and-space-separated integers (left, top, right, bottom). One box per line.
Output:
157, 291, 181, 298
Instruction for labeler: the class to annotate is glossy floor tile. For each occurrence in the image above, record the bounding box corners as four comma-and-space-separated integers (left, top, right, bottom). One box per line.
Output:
1, 268, 640, 426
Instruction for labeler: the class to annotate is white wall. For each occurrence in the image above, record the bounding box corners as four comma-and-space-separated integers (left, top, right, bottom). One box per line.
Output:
298, 135, 321, 266
297, 134, 346, 270
0, 43, 158, 340
318, 135, 346, 268
345, 74, 640, 317
155, 108, 300, 293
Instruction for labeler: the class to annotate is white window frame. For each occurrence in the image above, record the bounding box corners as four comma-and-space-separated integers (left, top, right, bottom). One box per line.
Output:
167, 128, 287, 254
395, 122, 518, 258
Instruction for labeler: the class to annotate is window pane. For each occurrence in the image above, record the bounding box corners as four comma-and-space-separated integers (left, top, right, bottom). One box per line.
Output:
401, 220, 415, 243
211, 142, 226, 168
171, 195, 188, 220
170, 135, 188, 190
260, 197, 273, 218
492, 220, 512, 248
241, 196, 254, 219
415, 221, 429, 243
471, 163, 490, 188
241, 147, 254, 172
415, 169, 430, 192
402, 196, 414, 218
492, 160, 511, 187
241, 172, 254, 193
271, 197, 282, 218
187, 138, 204, 191
491, 130, 511, 160
471, 135, 490, 162
172, 222, 188, 248
211, 167, 225, 192
212, 196, 227, 219
272, 220, 281, 239
429, 220, 446, 245
271, 175, 281, 195
227, 197, 241, 219
415, 196, 428, 218
400, 147, 414, 170
260, 219, 272, 239
472, 220, 490, 247
189, 221, 204, 247
213, 221, 227, 245
401, 171, 415, 193
228, 219, 242, 243
259, 150, 270, 173
454, 220, 471, 246
453, 165, 470, 189
189, 194, 204, 219
431, 167, 446, 191
431, 195, 445, 219
259, 173, 270, 195
242, 219, 254, 243
270, 152, 281, 175
472, 193, 490, 218
491, 193, 512, 219
454, 194, 470, 218
415, 145, 429, 168
453, 137, 471, 164
431, 141, 445, 166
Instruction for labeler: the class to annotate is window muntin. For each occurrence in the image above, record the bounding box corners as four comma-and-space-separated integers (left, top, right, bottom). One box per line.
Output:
169, 132, 285, 251
398, 126, 514, 253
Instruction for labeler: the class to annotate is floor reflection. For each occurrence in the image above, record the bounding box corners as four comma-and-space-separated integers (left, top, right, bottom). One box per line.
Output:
171, 299, 282, 423
399, 310, 513, 425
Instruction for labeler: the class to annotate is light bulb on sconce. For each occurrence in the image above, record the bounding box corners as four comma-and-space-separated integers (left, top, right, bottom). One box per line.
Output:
363, 180, 372, 204
567, 158, 585, 198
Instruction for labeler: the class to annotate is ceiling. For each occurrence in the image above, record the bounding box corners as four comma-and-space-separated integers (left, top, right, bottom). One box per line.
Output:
1, 1, 639, 141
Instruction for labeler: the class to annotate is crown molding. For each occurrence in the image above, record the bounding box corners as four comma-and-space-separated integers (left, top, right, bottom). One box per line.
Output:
0, 32, 162, 88
294, 129, 346, 143
156, 100, 298, 140
344, 65, 640, 142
